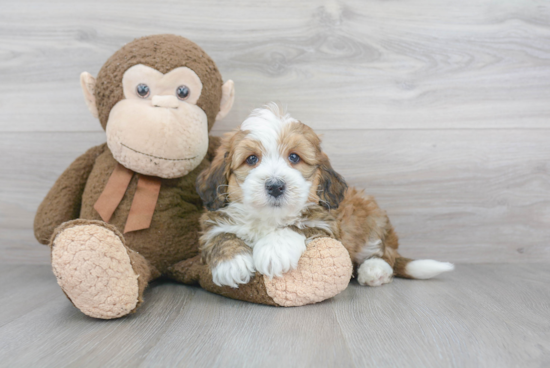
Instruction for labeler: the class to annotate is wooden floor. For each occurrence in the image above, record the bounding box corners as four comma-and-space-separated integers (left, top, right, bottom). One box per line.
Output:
0, 264, 548, 367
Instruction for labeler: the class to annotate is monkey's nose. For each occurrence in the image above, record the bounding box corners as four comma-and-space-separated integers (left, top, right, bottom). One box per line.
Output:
152, 95, 179, 109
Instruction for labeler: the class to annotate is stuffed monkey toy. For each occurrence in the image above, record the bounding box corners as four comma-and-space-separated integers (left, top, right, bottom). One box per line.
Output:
34, 35, 352, 319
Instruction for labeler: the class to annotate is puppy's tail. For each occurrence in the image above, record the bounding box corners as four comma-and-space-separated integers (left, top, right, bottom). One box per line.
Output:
393, 257, 454, 279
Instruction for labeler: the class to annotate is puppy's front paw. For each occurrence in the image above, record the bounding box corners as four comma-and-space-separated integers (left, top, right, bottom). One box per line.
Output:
253, 228, 306, 279
212, 253, 255, 288
357, 258, 393, 287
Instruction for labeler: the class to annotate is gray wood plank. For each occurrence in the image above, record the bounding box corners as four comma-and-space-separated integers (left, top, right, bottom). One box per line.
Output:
1, 0, 549, 132
2, 129, 549, 264
0, 132, 106, 264
0, 279, 198, 368
0, 265, 59, 328
0, 264, 548, 368
332, 264, 550, 368
140, 290, 353, 368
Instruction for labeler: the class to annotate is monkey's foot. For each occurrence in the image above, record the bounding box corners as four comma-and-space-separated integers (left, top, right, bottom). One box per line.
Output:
51, 220, 140, 319
168, 237, 353, 307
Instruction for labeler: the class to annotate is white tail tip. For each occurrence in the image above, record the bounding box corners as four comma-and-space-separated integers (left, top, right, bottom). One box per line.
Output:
406, 260, 454, 279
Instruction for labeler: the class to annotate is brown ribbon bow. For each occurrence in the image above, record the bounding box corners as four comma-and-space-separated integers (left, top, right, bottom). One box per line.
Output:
94, 163, 162, 233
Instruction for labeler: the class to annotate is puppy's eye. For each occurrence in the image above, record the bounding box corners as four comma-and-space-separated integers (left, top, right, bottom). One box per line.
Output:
246, 155, 259, 166
176, 85, 190, 100
288, 153, 300, 163
136, 84, 150, 98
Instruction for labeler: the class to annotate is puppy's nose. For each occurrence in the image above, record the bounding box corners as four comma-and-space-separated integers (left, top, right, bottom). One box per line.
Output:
266, 179, 286, 198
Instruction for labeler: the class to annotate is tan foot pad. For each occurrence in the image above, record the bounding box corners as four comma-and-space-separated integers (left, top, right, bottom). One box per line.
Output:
264, 238, 353, 307
51, 224, 139, 319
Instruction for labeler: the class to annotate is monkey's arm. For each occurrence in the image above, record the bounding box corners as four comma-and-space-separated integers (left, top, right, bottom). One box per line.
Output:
166, 236, 353, 307
34, 143, 107, 244
207, 135, 222, 162
167, 208, 352, 307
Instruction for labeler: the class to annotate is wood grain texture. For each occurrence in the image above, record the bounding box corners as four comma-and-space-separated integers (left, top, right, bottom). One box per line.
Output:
0, 264, 548, 367
2, 129, 549, 264
0, 0, 549, 132
0, 1, 549, 262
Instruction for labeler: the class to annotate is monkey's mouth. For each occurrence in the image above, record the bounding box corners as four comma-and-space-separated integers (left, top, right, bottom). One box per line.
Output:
121, 143, 196, 161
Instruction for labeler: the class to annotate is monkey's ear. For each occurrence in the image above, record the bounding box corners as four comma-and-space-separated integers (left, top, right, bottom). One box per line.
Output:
318, 153, 348, 210
216, 80, 235, 121
196, 150, 230, 211
80, 72, 98, 119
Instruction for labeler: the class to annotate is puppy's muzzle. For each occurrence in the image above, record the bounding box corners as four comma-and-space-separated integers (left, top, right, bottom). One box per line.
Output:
265, 179, 286, 198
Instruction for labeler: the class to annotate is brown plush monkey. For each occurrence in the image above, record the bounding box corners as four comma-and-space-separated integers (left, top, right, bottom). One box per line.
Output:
34, 35, 351, 319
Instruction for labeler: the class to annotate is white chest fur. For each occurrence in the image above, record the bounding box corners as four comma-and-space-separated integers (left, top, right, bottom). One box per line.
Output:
205, 203, 308, 247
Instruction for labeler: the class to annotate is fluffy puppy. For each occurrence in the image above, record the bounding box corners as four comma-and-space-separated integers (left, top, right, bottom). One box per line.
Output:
196, 104, 454, 288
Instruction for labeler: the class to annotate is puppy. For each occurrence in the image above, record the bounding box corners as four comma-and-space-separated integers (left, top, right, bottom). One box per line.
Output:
196, 103, 454, 288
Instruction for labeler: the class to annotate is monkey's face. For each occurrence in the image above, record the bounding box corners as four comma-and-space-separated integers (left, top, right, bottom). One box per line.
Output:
106, 64, 209, 179
81, 35, 235, 179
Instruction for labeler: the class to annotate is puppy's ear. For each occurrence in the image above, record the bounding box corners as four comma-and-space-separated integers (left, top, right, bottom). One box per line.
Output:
318, 153, 347, 210
196, 148, 230, 211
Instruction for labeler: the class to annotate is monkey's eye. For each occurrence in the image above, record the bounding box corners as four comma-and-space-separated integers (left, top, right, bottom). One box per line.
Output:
246, 155, 259, 166
289, 153, 300, 163
176, 85, 190, 100
136, 84, 150, 98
